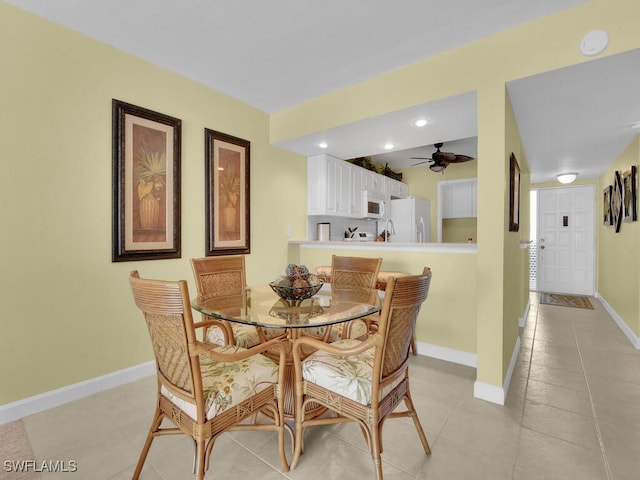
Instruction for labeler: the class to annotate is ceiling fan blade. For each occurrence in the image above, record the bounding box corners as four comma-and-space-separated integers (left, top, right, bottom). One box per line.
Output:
410, 157, 432, 160
447, 154, 475, 163
433, 151, 457, 162
411, 160, 430, 166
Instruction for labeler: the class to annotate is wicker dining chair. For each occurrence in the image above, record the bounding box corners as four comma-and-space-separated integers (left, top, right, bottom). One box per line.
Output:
291, 270, 432, 480
191, 255, 263, 348
304, 255, 382, 342
128, 271, 290, 479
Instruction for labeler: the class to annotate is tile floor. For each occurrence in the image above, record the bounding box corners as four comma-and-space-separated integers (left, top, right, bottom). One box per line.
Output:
21, 293, 640, 479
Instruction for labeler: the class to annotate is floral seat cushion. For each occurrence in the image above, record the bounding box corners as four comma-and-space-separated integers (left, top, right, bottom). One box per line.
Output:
206, 323, 260, 348
161, 345, 279, 420
303, 320, 368, 343
301, 339, 403, 405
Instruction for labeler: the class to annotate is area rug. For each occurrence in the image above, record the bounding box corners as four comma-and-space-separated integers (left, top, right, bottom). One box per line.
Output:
540, 293, 594, 309
0, 420, 41, 480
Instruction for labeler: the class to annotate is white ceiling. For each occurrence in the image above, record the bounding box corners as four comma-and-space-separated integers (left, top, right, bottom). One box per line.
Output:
8, 0, 640, 183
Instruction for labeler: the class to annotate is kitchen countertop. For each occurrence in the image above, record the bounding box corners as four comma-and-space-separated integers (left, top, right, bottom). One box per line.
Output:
289, 240, 477, 254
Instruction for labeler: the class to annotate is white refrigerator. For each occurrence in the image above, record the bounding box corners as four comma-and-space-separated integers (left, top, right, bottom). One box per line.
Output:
389, 197, 431, 243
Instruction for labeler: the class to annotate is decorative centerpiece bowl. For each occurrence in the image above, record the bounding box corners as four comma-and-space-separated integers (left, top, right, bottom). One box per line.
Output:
269, 280, 324, 301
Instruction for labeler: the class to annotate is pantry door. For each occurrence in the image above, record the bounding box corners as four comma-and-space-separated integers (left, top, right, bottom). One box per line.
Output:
537, 185, 595, 295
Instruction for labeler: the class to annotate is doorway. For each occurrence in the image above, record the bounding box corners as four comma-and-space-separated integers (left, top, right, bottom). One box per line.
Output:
535, 185, 596, 295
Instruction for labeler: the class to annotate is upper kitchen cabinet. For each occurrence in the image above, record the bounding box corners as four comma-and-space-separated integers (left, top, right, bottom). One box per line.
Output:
439, 178, 477, 218
361, 168, 386, 197
386, 177, 409, 199
307, 154, 359, 217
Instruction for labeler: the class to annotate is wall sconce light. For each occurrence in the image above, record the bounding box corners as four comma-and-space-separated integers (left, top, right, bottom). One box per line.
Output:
557, 173, 578, 184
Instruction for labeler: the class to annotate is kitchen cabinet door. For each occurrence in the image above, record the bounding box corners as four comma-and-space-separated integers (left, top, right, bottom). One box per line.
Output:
387, 177, 409, 198
307, 154, 354, 217
440, 178, 477, 218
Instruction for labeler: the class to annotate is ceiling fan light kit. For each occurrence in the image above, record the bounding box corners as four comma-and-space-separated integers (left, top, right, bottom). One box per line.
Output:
557, 173, 578, 184
411, 141, 475, 173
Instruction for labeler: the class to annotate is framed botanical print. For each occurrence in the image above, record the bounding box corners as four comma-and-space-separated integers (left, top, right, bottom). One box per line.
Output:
204, 129, 250, 256
622, 165, 637, 222
603, 185, 613, 226
612, 170, 623, 233
509, 153, 520, 232
112, 100, 181, 262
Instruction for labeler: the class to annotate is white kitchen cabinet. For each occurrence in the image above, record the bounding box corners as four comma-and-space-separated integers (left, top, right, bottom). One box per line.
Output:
386, 177, 409, 199
307, 154, 407, 219
307, 154, 357, 217
439, 178, 477, 218
361, 169, 386, 197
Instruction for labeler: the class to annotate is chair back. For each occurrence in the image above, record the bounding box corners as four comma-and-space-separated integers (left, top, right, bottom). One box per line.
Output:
376, 268, 432, 378
191, 256, 246, 299
330, 255, 382, 288
129, 271, 202, 411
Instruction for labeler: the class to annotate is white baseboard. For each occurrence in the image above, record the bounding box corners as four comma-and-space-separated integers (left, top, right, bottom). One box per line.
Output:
473, 335, 521, 406
596, 293, 640, 349
0, 361, 155, 425
414, 340, 477, 368
519, 300, 531, 328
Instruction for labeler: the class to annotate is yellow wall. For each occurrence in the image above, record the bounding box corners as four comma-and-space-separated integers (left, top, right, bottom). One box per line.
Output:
0, 4, 307, 405
293, 245, 478, 354
597, 136, 640, 337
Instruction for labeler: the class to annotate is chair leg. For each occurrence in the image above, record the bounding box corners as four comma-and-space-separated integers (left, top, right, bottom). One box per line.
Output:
291, 383, 305, 468
404, 392, 431, 455
369, 421, 384, 480
195, 438, 207, 480
132, 407, 163, 480
410, 335, 417, 355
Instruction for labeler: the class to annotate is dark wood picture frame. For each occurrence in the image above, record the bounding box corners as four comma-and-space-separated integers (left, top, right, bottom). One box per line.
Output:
603, 185, 613, 226
622, 165, 637, 222
509, 152, 521, 232
612, 170, 623, 233
112, 99, 181, 262
204, 129, 250, 256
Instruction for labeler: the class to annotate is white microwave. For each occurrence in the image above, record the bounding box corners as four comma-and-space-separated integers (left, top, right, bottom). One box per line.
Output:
362, 191, 386, 219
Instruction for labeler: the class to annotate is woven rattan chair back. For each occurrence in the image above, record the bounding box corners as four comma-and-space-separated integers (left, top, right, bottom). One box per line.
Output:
190, 256, 251, 346
129, 271, 201, 407
191, 255, 246, 299
330, 255, 382, 288
376, 270, 431, 379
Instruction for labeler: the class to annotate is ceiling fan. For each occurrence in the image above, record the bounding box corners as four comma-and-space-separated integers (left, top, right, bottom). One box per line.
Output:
411, 142, 475, 173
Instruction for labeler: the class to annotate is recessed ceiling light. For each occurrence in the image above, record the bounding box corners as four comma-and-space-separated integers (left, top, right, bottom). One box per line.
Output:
384, 143, 394, 150
318, 142, 328, 149
630, 121, 640, 130
414, 118, 428, 127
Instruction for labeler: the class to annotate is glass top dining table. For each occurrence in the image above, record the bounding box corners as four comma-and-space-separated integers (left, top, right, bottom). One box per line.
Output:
191, 283, 382, 332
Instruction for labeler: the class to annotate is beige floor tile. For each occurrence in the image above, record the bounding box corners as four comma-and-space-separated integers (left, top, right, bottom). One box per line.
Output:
516, 427, 607, 480
527, 362, 588, 392
439, 402, 521, 464
522, 400, 600, 450
525, 379, 594, 416
416, 437, 513, 480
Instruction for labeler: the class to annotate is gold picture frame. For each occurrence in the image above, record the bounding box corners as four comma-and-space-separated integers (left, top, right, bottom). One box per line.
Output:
204, 129, 250, 256
112, 100, 181, 262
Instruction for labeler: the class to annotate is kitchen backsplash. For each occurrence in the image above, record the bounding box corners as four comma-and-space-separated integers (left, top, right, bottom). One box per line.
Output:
307, 216, 382, 241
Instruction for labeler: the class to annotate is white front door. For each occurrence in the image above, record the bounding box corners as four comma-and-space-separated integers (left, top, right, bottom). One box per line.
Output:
537, 185, 595, 295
